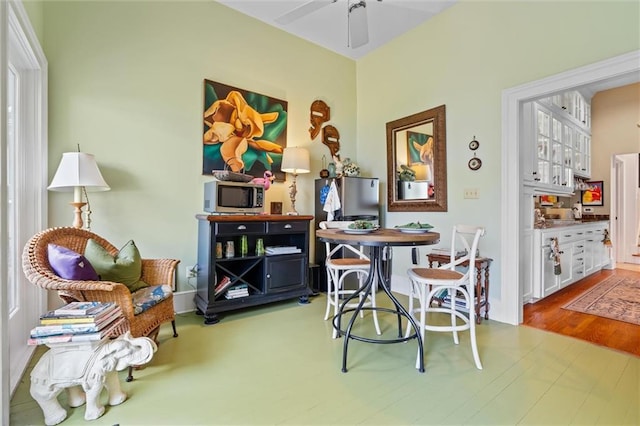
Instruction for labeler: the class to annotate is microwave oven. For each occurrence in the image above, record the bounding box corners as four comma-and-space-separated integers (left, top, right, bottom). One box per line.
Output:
204, 181, 265, 214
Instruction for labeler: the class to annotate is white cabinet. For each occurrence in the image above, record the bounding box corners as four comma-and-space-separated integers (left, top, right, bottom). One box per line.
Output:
522, 102, 575, 193
533, 230, 561, 299
573, 129, 591, 178
522, 230, 534, 303
584, 224, 608, 273
531, 222, 608, 302
523, 92, 591, 189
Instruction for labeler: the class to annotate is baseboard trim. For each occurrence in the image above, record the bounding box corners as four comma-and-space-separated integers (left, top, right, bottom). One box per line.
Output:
173, 289, 196, 314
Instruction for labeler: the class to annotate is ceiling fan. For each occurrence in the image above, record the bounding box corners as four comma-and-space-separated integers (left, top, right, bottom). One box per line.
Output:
275, 0, 381, 49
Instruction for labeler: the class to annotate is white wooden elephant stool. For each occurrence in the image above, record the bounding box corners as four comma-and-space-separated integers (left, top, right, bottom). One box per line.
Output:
30, 332, 157, 426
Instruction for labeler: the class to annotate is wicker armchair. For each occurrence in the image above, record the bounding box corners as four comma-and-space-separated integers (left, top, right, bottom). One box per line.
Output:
22, 227, 180, 342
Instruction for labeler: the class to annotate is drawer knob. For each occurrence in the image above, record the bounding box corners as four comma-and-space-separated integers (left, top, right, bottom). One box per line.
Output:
284, 224, 292, 229
237, 225, 247, 230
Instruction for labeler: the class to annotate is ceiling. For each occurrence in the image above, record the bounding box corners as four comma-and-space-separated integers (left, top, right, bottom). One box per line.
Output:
216, 0, 457, 60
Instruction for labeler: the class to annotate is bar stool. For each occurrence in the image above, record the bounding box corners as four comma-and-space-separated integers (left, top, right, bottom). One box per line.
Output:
319, 221, 381, 339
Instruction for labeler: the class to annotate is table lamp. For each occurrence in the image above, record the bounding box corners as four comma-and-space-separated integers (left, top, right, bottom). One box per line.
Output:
48, 151, 110, 229
281, 147, 310, 215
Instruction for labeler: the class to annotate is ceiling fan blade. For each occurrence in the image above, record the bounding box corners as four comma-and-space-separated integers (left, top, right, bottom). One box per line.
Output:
275, 0, 336, 25
349, 1, 369, 48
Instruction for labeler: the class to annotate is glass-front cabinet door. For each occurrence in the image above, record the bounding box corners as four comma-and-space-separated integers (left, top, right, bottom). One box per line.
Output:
523, 100, 578, 194
535, 105, 551, 185
574, 129, 591, 178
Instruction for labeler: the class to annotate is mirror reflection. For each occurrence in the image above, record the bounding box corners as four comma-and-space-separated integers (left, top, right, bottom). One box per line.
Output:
386, 105, 447, 212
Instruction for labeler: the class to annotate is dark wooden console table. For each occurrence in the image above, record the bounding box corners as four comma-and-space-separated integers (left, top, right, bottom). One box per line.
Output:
195, 214, 313, 325
426, 253, 492, 324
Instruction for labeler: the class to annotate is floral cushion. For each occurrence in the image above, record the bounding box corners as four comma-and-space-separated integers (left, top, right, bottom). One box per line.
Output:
132, 284, 172, 315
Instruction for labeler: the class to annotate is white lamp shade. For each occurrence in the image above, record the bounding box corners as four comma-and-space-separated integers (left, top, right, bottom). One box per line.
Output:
281, 147, 310, 174
48, 152, 110, 192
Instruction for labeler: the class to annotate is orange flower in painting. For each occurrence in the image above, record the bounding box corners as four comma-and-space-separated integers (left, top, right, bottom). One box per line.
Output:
583, 185, 601, 203
203, 91, 283, 172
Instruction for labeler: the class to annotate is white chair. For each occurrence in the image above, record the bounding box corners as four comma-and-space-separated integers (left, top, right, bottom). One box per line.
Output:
319, 221, 381, 339
405, 225, 485, 369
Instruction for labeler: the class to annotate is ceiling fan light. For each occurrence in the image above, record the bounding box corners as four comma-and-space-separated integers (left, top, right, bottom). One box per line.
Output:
349, 1, 369, 48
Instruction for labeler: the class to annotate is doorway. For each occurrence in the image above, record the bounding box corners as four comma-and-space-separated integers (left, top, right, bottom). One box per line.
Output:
612, 153, 640, 265
501, 50, 640, 325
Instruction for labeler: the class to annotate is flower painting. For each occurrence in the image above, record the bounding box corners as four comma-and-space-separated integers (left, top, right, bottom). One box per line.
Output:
407, 130, 434, 182
203, 80, 287, 181
582, 181, 604, 206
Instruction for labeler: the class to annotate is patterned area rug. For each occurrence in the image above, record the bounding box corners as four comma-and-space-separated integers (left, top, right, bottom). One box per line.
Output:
563, 275, 640, 325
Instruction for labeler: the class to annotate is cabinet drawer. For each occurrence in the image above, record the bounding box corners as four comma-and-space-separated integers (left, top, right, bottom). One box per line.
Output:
267, 221, 308, 233
215, 222, 266, 235
557, 230, 584, 244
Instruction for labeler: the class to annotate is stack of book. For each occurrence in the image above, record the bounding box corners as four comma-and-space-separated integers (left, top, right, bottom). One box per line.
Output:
265, 246, 301, 255
28, 302, 124, 345
224, 284, 249, 299
214, 275, 232, 296
430, 248, 469, 257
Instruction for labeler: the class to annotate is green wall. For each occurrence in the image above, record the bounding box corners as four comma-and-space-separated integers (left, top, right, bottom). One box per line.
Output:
357, 0, 639, 310
31, 1, 639, 318
41, 1, 356, 292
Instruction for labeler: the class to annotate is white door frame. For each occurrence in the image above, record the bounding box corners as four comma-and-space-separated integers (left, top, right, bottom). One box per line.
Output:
501, 50, 640, 325
2, 0, 47, 417
612, 153, 640, 265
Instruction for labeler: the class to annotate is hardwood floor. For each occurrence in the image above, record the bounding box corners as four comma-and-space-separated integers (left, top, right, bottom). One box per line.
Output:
523, 266, 640, 357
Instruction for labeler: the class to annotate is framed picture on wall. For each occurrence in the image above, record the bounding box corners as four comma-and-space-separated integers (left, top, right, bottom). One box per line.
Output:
539, 195, 557, 206
581, 181, 604, 206
203, 79, 288, 181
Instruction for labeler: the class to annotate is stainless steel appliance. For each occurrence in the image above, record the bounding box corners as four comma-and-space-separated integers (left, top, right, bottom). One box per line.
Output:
314, 176, 379, 222
203, 180, 264, 214
314, 177, 391, 291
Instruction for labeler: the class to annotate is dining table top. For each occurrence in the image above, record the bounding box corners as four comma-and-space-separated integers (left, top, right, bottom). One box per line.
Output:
316, 228, 440, 247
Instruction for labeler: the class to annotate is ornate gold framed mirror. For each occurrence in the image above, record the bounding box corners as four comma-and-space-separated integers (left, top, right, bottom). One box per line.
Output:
386, 105, 447, 212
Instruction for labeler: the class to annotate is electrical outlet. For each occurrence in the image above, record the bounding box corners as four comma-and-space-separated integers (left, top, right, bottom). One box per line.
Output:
186, 265, 197, 278
464, 188, 479, 199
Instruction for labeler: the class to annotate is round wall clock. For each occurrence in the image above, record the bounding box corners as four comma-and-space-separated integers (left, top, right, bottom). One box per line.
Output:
468, 157, 482, 171
469, 138, 480, 151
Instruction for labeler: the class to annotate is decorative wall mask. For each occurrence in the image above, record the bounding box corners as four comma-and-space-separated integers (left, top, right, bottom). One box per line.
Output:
310, 99, 342, 161
322, 125, 341, 159
309, 100, 330, 140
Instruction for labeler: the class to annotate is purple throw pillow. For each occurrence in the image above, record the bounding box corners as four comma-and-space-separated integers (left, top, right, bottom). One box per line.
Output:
47, 243, 100, 281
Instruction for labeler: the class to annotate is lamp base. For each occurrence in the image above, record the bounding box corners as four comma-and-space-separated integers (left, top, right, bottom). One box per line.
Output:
286, 211, 300, 216
70, 202, 87, 229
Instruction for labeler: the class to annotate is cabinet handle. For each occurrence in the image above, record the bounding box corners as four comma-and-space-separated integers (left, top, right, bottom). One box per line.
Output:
237, 225, 247, 230
284, 224, 292, 229
534, 178, 541, 181
559, 251, 564, 254
266, 274, 271, 279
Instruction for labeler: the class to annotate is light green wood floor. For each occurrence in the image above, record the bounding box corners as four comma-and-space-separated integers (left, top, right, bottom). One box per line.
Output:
10, 294, 639, 425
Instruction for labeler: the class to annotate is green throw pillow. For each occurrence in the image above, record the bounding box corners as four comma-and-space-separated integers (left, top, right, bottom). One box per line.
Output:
84, 239, 148, 293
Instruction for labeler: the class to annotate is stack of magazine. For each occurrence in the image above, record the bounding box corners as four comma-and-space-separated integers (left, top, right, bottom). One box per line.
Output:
224, 284, 249, 299
265, 246, 301, 255
430, 248, 469, 257
28, 302, 124, 345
